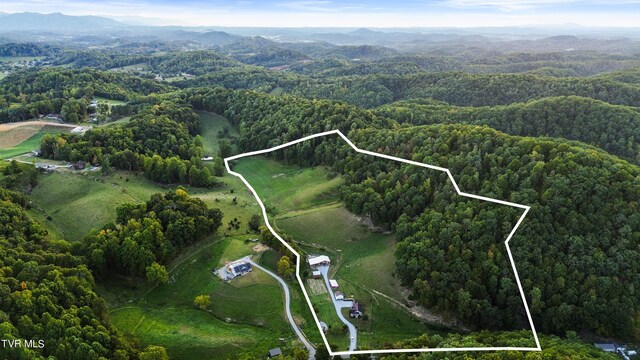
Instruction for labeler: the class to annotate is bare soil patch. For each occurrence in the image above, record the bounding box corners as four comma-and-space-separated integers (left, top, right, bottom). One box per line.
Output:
252, 243, 269, 252
307, 279, 327, 295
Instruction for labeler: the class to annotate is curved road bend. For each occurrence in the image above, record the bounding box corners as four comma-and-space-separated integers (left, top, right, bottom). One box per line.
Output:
317, 265, 357, 352
245, 257, 316, 359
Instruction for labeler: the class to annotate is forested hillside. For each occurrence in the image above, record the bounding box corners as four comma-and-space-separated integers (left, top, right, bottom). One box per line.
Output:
376, 96, 640, 164
0, 188, 136, 359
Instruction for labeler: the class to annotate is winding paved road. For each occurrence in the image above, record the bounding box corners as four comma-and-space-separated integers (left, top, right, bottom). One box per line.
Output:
244, 257, 316, 359
317, 265, 357, 352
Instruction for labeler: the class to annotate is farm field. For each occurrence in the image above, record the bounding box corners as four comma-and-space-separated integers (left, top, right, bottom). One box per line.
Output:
107, 236, 298, 360
233, 155, 454, 351
0, 121, 75, 159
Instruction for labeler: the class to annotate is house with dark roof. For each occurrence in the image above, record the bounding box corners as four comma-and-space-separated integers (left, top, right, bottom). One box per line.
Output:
349, 301, 364, 318
228, 261, 252, 277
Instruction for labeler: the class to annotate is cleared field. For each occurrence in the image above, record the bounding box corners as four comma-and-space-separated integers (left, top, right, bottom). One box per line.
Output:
234, 156, 453, 350
94, 96, 127, 106
0, 56, 44, 63
111, 306, 274, 360
233, 156, 343, 214
98, 116, 130, 127
28, 171, 162, 242
198, 111, 239, 156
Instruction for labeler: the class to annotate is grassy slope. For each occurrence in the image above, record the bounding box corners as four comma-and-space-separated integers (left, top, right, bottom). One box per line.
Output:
198, 111, 239, 156
233, 155, 452, 351
108, 236, 297, 360
28, 171, 161, 242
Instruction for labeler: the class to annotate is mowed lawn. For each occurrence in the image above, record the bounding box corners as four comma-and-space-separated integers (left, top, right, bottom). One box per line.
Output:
198, 111, 239, 156
233, 156, 453, 350
108, 236, 298, 360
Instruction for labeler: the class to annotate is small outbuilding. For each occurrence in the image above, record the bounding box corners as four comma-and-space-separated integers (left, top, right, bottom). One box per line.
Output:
329, 279, 339, 289
334, 291, 344, 300
312, 270, 321, 279
267, 347, 282, 358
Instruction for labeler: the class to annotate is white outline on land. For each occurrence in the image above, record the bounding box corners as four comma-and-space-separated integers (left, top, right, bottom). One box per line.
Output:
224, 130, 542, 356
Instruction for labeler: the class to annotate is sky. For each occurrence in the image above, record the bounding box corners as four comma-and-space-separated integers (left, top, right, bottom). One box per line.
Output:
1, 0, 640, 28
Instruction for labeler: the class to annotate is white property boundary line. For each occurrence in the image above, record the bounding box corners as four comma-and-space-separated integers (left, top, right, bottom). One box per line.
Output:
224, 130, 542, 356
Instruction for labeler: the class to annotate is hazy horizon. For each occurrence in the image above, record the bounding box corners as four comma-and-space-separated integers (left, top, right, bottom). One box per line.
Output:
1, 1, 640, 28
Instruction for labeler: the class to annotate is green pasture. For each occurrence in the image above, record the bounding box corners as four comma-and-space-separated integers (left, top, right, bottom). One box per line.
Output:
198, 111, 239, 156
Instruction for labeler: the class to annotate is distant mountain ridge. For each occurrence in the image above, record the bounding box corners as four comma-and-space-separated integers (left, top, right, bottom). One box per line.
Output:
0, 12, 129, 33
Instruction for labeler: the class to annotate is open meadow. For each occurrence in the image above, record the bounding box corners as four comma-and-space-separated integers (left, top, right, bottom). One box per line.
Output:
198, 111, 239, 156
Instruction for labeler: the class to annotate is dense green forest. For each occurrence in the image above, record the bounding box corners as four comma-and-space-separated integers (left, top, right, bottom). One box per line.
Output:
0, 187, 137, 359
375, 96, 640, 164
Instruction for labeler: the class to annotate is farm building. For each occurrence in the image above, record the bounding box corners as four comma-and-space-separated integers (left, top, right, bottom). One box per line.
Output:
329, 279, 339, 289
308, 255, 330, 268
312, 270, 321, 279
227, 260, 253, 278
334, 291, 344, 300
267, 348, 282, 358
350, 302, 363, 318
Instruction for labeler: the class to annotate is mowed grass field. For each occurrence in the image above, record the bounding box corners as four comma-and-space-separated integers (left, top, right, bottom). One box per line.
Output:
233, 155, 453, 350
108, 236, 299, 360
198, 111, 239, 156
233, 156, 344, 215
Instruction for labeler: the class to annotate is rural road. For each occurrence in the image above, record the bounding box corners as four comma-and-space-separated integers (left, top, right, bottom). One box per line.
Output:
245, 257, 316, 359
317, 265, 357, 352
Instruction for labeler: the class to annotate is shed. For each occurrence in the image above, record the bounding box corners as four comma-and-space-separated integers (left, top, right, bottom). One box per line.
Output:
334, 291, 344, 300
329, 279, 338, 289
312, 270, 321, 279
267, 347, 282, 358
